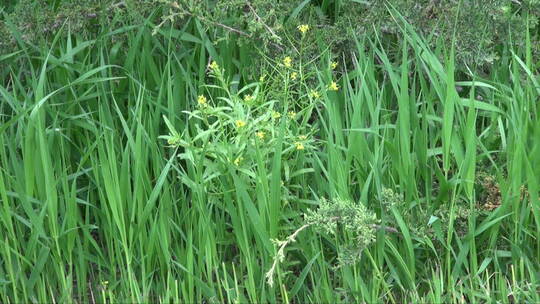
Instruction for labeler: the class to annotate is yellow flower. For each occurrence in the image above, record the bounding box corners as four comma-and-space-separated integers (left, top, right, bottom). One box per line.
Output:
297, 24, 310, 34
243, 94, 254, 102
259, 74, 266, 82
210, 61, 219, 71
288, 111, 296, 119
328, 81, 339, 91
309, 90, 320, 99
298, 135, 307, 140
233, 156, 243, 166
272, 111, 281, 119
256, 131, 266, 139
235, 120, 246, 128
197, 95, 207, 106
167, 136, 180, 146
291, 72, 298, 80
295, 142, 305, 150
283, 56, 292, 68
331, 61, 338, 70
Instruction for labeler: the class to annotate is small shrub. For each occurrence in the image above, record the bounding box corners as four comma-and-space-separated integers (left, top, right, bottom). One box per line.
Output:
266, 197, 379, 286
304, 197, 379, 266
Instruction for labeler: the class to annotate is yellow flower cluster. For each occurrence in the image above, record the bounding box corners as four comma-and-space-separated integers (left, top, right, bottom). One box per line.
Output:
328, 81, 339, 91
235, 120, 246, 128
256, 131, 266, 140
331, 61, 338, 70
233, 156, 243, 166
283, 56, 292, 68
243, 94, 254, 102
291, 72, 298, 80
197, 95, 207, 106
272, 111, 281, 119
210, 61, 219, 71
297, 24, 310, 34
309, 90, 320, 99
288, 111, 296, 119
295, 135, 308, 150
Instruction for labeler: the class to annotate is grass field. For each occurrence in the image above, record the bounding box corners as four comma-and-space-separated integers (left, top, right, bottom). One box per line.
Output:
1, 6, 539, 303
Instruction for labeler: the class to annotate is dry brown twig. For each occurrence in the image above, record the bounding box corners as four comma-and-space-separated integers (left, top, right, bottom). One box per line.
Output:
265, 223, 311, 287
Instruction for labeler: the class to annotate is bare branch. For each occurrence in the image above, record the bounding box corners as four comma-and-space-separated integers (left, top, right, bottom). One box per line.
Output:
163, 5, 283, 51
246, 2, 284, 46
372, 224, 400, 234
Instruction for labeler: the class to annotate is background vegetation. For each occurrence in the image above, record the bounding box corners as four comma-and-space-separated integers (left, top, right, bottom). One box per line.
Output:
0, 0, 539, 302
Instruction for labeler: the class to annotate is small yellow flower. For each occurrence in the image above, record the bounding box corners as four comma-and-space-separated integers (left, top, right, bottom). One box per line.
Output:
331, 61, 338, 70
295, 142, 305, 150
101, 281, 109, 289
298, 135, 307, 140
259, 74, 266, 82
272, 111, 281, 119
235, 120, 246, 128
290, 72, 298, 80
283, 56, 292, 68
210, 61, 219, 71
297, 24, 310, 34
288, 111, 296, 119
197, 95, 207, 106
256, 131, 266, 140
234, 156, 243, 166
167, 137, 180, 146
243, 94, 254, 102
309, 90, 320, 99
328, 81, 339, 91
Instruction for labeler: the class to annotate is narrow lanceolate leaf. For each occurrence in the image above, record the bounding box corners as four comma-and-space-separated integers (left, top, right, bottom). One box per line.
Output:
462, 88, 477, 200
398, 39, 412, 193
442, 51, 457, 174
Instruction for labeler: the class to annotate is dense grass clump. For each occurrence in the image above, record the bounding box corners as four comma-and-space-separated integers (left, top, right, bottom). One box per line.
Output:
0, 1, 539, 303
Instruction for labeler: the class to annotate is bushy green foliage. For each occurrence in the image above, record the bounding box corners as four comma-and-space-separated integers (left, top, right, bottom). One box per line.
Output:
305, 197, 378, 265
329, 0, 539, 67
0, 0, 157, 54
2, 0, 539, 70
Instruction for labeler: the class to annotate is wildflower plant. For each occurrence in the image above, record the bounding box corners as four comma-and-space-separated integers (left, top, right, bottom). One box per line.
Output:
161, 51, 320, 200
162, 14, 359, 292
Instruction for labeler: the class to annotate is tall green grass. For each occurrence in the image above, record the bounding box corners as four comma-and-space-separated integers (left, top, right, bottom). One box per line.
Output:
0, 13, 539, 303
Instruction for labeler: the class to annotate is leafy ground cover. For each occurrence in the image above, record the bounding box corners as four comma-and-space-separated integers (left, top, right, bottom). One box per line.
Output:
0, 1, 539, 303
